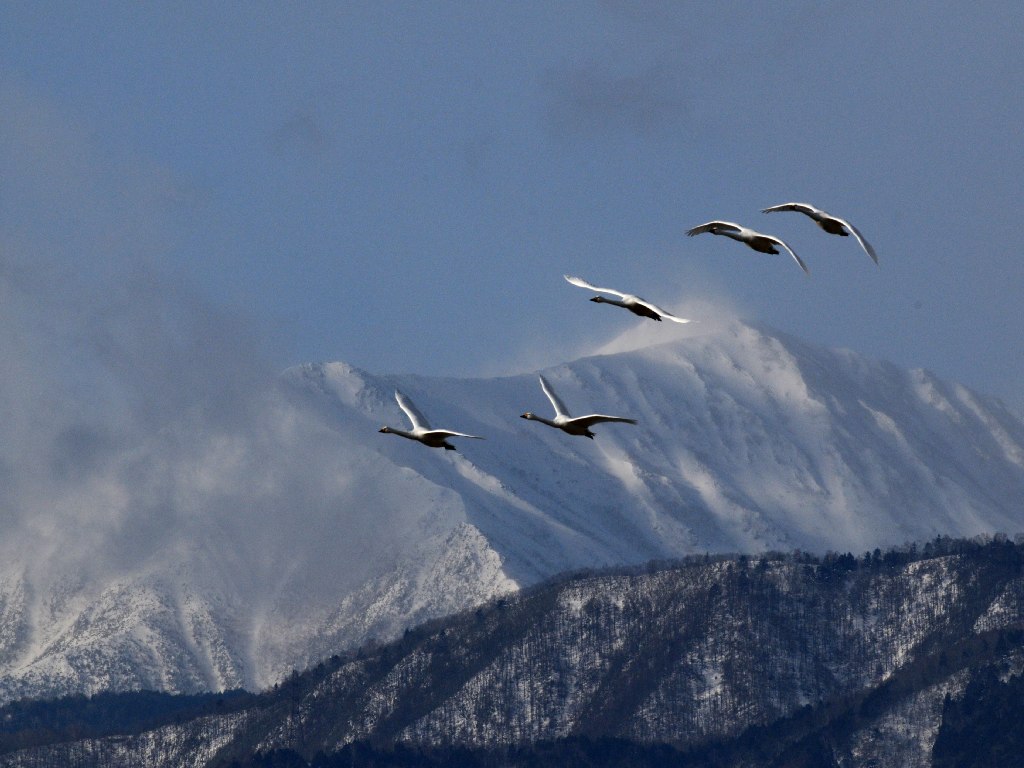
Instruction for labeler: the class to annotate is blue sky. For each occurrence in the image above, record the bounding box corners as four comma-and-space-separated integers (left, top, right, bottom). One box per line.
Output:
2, 2, 1023, 413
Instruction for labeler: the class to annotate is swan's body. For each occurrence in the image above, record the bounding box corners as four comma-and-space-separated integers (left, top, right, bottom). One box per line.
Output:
563, 275, 692, 323
761, 202, 877, 264
520, 374, 637, 439
686, 220, 809, 274
379, 390, 483, 450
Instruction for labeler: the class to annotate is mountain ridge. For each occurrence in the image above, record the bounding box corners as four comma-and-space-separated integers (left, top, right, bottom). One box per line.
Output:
0, 319, 1022, 703
2, 538, 1023, 767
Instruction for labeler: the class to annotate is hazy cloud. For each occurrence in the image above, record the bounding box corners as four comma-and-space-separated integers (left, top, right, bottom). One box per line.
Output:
270, 108, 333, 158
541, 60, 689, 141
0, 74, 406, 599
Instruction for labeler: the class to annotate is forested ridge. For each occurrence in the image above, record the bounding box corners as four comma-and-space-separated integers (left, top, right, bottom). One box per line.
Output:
2, 535, 1023, 767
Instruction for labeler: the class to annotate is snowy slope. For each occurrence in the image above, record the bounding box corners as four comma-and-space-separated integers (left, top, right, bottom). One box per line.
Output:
302, 320, 1024, 577
1, 320, 1022, 702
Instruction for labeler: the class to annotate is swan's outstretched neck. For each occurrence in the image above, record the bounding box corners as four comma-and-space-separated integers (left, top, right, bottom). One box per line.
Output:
380, 426, 416, 441
521, 413, 559, 429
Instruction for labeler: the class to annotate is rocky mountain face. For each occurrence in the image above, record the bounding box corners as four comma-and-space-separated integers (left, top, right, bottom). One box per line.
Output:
1, 321, 1023, 703
2, 539, 1023, 767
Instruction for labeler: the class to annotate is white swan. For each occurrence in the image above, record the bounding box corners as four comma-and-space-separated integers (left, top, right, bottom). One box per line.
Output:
521, 374, 637, 439
686, 220, 809, 274
379, 390, 483, 450
563, 275, 692, 323
761, 202, 877, 264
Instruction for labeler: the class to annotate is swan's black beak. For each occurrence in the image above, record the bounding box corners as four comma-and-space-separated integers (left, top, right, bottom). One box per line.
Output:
378, 426, 389, 433
519, 413, 531, 419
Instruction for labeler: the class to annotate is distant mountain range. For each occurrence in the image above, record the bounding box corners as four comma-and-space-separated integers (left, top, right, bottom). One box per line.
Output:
2, 538, 1023, 767
1, 320, 1022, 703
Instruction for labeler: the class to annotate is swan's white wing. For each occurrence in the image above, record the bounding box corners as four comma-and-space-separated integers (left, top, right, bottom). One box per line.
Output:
686, 221, 742, 237
766, 235, 810, 275
657, 311, 693, 324
563, 274, 630, 300
761, 202, 820, 216
634, 298, 692, 323
572, 414, 638, 429
423, 429, 484, 440
834, 216, 878, 264
395, 390, 431, 430
538, 374, 570, 418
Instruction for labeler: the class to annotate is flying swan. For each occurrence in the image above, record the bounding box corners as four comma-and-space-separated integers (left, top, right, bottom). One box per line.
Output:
685, 221, 809, 274
563, 275, 692, 323
761, 202, 877, 264
521, 374, 637, 438
379, 390, 483, 450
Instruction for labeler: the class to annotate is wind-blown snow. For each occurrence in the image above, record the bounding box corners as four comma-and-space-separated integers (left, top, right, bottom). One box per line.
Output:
1, 320, 1023, 702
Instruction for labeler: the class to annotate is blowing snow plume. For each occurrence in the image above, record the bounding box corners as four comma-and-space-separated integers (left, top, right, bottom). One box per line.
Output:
585, 294, 739, 358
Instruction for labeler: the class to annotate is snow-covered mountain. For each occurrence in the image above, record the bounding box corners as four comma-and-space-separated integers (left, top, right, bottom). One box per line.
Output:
5, 540, 1024, 768
1, 320, 1022, 702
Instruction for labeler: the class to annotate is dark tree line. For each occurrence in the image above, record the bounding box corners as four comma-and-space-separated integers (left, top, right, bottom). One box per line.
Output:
0, 689, 254, 755
932, 666, 1024, 767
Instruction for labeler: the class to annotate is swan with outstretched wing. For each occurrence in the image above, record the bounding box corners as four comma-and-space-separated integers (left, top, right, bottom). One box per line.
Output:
520, 374, 637, 438
379, 390, 483, 450
563, 275, 692, 323
686, 220, 809, 274
761, 202, 877, 264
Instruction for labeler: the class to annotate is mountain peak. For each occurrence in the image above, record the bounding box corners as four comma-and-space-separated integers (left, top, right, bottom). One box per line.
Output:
2, 326, 1022, 703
